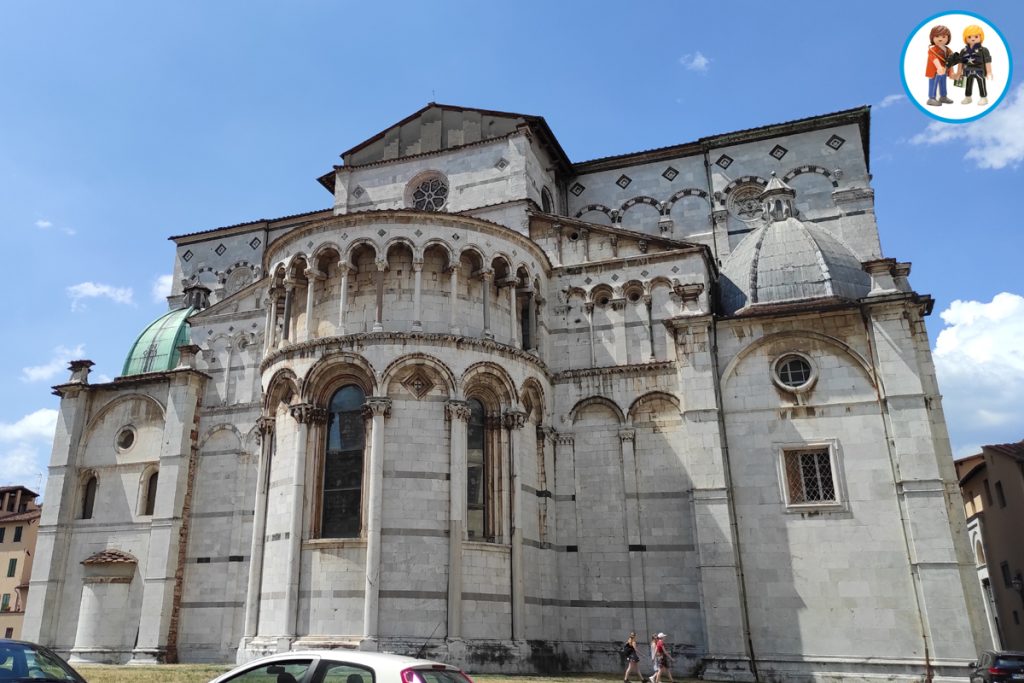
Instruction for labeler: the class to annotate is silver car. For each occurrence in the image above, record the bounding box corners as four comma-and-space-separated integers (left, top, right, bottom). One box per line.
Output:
208, 651, 474, 683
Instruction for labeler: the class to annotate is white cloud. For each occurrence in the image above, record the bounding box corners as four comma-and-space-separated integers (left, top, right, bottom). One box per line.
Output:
151, 274, 173, 303
878, 94, 904, 108
0, 408, 58, 487
933, 292, 1024, 455
679, 52, 711, 72
910, 84, 1024, 169
34, 219, 53, 229
67, 281, 134, 311
21, 344, 86, 383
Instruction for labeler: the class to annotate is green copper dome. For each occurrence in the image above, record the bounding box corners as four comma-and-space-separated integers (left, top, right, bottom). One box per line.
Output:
121, 307, 195, 377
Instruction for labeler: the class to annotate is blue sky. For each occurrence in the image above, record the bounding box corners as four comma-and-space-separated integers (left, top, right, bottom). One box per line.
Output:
1, 1, 1022, 488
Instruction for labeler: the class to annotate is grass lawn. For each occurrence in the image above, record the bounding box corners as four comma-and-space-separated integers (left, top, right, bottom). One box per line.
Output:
76, 666, 691, 683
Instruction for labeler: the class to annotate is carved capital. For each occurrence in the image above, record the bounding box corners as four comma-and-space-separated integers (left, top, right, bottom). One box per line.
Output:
290, 403, 328, 425
445, 400, 472, 422
583, 302, 595, 314
478, 269, 494, 283
363, 397, 392, 419
503, 410, 528, 430
374, 259, 388, 272
618, 428, 636, 443
485, 412, 504, 429
256, 415, 277, 436
555, 433, 575, 446
674, 283, 705, 302
610, 298, 627, 311
412, 259, 424, 271
304, 268, 325, 281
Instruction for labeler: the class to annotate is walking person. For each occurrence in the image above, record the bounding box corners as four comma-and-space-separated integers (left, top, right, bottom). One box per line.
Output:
652, 632, 674, 683
648, 634, 659, 681
622, 632, 644, 683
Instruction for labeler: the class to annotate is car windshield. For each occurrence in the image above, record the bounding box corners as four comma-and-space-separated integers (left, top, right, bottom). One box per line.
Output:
995, 656, 1024, 667
0, 642, 85, 682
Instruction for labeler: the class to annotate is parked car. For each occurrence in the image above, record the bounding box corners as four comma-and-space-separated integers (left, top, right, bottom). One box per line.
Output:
970, 650, 1024, 683
208, 651, 474, 683
0, 639, 87, 682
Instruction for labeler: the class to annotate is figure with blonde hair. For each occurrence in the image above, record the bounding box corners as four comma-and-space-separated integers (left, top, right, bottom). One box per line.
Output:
955, 24, 993, 105
925, 25, 953, 106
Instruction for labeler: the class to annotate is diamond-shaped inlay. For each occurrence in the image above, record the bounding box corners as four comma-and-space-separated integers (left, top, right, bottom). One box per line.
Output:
352, 186, 364, 198
616, 174, 632, 189
182, 250, 193, 262
341, 233, 349, 241
401, 369, 436, 399
769, 144, 788, 160
451, 233, 460, 241
662, 166, 679, 181
495, 157, 509, 170
611, 274, 619, 282
249, 237, 262, 250
214, 244, 226, 256
826, 134, 846, 150
671, 266, 680, 273
377, 229, 386, 237
414, 229, 423, 237
306, 240, 314, 248
715, 155, 734, 169
570, 182, 585, 196
640, 270, 649, 277
584, 277, 593, 285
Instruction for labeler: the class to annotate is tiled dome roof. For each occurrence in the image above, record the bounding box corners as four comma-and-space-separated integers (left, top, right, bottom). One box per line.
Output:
121, 306, 194, 377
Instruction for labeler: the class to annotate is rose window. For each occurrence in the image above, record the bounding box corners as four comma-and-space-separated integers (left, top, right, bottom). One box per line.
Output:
412, 177, 448, 211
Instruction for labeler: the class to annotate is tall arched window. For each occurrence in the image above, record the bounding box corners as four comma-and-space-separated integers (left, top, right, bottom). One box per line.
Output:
467, 398, 490, 540
143, 470, 159, 516
541, 187, 553, 214
81, 475, 97, 520
322, 385, 366, 538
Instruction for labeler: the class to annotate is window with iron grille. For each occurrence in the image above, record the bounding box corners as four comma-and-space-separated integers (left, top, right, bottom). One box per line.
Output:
783, 448, 837, 505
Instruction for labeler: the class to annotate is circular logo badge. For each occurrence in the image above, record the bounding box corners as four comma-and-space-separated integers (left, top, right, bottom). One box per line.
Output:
900, 10, 1013, 123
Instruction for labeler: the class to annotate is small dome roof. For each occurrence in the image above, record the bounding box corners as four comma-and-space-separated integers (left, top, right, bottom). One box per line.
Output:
719, 218, 870, 315
121, 307, 194, 377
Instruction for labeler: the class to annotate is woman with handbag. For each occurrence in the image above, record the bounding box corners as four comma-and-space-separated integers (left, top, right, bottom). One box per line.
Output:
622, 632, 644, 683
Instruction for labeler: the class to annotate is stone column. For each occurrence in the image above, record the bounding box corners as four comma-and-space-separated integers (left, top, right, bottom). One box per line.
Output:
131, 366, 206, 664
480, 270, 494, 339
712, 208, 731, 259
338, 262, 351, 335
445, 400, 472, 639
611, 299, 627, 364
283, 403, 326, 641
264, 288, 280, 355
362, 397, 392, 643
373, 259, 386, 332
22, 361, 94, 646
553, 223, 564, 266
412, 259, 424, 332
448, 266, 461, 335
507, 282, 520, 348
644, 295, 656, 361
280, 281, 295, 348
526, 290, 537, 352
302, 269, 323, 342
242, 416, 275, 642
584, 302, 596, 366
619, 428, 647, 634
505, 410, 527, 641
580, 227, 590, 261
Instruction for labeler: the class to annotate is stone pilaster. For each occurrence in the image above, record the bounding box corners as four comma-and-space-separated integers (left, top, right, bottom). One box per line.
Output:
445, 400, 471, 639
241, 415, 275, 645
362, 397, 392, 644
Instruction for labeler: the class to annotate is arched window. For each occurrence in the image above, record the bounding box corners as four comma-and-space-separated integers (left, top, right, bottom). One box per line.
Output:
541, 187, 553, 214
143, 470, 159, 516
322, 385, 366, 538
81, 475, 97, 520
466, 398, 490, 540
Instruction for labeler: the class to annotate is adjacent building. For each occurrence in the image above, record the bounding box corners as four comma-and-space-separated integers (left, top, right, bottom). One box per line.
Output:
24, 103, 989, 681
956, 441, 1024, 650
0, 486, 41, 640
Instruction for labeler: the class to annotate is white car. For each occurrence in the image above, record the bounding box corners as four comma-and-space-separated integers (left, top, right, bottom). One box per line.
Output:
208, 651, 475, 683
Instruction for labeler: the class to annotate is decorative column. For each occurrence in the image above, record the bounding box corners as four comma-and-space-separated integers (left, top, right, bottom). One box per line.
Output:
526, 290, 537, 352
448, 265, 461, 335
242, 416, 275, 642
445, 400, 472, 640
644, 295, 656, 361
584, 302, 596, 366
264, 287, 280, 355
362, 397, 392, 643
302, 269, 323, 342
337, 262, 351, 335
412, 259, 424, 332
712, 208, 731, 259
283, 403, 326, 641
611, 298, 627, 364
504, 410, 528, 641
506, 281, 520, 348
373, 259, 386, 332
279, 280, 295, 349
619, 428, 647, 635
480, 270, 494, 339
553, 223, 564, 266
580, 227, 590, 261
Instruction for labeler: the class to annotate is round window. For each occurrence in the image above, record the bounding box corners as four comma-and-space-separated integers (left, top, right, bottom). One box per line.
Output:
772, 353, 816, 393
409, 175, 449, 211
116, 426, 136, 452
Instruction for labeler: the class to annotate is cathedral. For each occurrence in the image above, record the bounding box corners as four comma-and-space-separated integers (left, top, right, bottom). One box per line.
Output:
24, 104, 989, 681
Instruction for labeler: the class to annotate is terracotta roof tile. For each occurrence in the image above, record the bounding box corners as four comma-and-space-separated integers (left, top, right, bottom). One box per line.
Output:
0, 509, 41, 523
82, 549, 138, 565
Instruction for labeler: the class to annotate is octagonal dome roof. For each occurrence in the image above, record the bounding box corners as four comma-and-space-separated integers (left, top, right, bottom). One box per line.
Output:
718, 217, 870, 315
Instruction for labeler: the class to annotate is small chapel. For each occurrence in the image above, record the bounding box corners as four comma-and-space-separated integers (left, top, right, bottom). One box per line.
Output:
24, 104, 988, 682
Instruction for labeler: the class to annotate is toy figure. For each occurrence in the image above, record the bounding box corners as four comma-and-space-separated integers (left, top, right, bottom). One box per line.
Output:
955, 24, 993, 105
925, 25, 953, 106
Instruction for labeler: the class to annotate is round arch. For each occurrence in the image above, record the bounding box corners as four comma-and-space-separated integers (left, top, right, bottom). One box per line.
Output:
568, 395, 625, 425
461, 361, 517, 407
627, 391, 681, 422
302, 352, 378, 405
381, 353, 457, 397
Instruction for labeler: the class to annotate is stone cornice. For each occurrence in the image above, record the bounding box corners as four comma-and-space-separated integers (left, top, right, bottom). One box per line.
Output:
551, 360, 676, 382
260, 332, 549, 375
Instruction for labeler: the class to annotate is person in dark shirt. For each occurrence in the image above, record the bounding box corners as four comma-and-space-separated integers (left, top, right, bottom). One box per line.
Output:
955, 24, 993, 105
